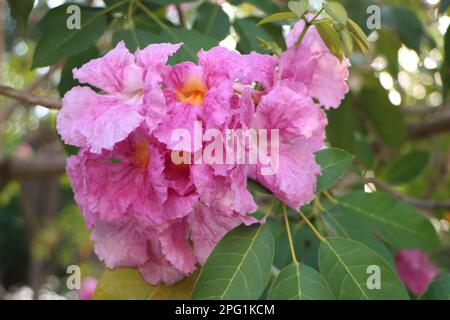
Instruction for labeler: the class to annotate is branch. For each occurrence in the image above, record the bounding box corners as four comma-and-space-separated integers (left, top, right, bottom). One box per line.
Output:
0, 153, 66, 180
0, 85, 61, 109
365, 177, 450, 210
407, 109, 450, 139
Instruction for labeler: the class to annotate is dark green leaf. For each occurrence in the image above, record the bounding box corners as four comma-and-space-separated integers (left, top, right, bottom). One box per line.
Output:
268, 263, 334, 300
325, 191, 440, 250
383, 150, 429, 184
319, 238, 409, 299
315, 148, 355, 193
32, 4, 109, 68
439, 0, 450, 14
58, 46, 100, 96
354, 132, 374, 170
7, 0, 34, 34
193, 3, 230, 41
234, 18, 284, 54
192, 224, 274, 300
360, 85, 406, 149
420, 274, 450, 300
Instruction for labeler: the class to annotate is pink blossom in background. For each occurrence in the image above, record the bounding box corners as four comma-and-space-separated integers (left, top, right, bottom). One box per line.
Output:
77, 277, 97, 300
395, 250, 439, 295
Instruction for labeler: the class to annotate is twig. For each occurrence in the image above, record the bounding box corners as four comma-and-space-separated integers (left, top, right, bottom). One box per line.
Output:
0, 85, 61, 109
407, 108, 450, 139
176, 4, 185, 28
365, 177, 450, 210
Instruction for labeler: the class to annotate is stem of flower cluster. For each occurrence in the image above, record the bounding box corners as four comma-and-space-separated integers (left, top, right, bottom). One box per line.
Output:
282, 204, 298, 264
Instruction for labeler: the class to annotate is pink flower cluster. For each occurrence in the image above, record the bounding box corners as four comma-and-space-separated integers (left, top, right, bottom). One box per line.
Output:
57, 21, 349, 285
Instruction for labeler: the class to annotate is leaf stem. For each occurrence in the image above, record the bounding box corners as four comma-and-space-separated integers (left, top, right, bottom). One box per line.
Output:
295, 8, 323, 48
282, 204, 298, 264
323, 190, 338, 204
263, 199, 277, 219
298, 210, 326, 243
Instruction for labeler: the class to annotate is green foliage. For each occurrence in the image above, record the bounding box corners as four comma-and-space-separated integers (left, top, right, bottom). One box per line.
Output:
315, 148, 355, 193
420, 274, 450, 300
383, 150, 429, 185
318, 238, 409, 300
324, 191, 440, 250
193, 2, 230, 41
192, 224, 274, 299
7, 0, 34, 35
268, 263, 334, 300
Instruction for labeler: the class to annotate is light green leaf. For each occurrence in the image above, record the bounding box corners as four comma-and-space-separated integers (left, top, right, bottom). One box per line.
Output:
257, 12, 298, 26
315, 148, 355, 193
315, 20, 344, 60
325, 191, 440, 250
323, 2, 348, 25
383, 150, 429, 184
32, 4, 109, 68
93, 268, 197, 300
7, 0, 34, 34
319, 238, 409, 299
287, 1, 308, 18
268, 263, 334, 300
192, 224, 275, 300
420, 274, 450, 300
340, 28, 353, 54
193, 2, 230, 41
347, 19, 369, 51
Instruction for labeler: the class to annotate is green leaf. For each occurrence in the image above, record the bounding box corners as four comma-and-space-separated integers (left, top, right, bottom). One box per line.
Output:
383, 150, 429, 184
268, 263, 334, 300
319, 238, 409, 299
58, 46, 100, 96
193, 3, 230, 41
287, 0, 308, 18
161, 28, 218, 63
113, 28, 161, 52
339, 28, 353, 54
360, 85, 406, 149
442, 26, 450, 100
93, 268, 197, 300
321, 208, 395, 268
7, 0, 34, 34
257, 12, 298, 26
420, 274, 450, 300
234, 18, 284, 54
229, 0, 279, 14
325, 191, 440, 250
347, 19, 369, 52
32, 4, 109, 68
323, 2, 348, 25
315, 148, 355, 193
354, 132, 374, 170
315, 21, 344, 61
381, 5, 433, 52
192, 224, 275, 300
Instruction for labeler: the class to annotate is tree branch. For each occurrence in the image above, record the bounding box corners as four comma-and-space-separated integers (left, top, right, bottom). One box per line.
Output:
0, 153, 66, 180
407, 109, 450, 139
365, 177, 450, 210
0, 85, 61, 110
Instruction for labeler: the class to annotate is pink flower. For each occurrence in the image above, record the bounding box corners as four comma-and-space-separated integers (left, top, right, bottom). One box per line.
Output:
247, 81, 327, 209
77, 277, 97, 300
395, 250, 439, 295
57, 41, 181, 153
279, 19, 350, 109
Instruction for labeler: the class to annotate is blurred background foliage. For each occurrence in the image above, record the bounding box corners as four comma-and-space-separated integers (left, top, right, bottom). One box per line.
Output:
0, 0, 450, 299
